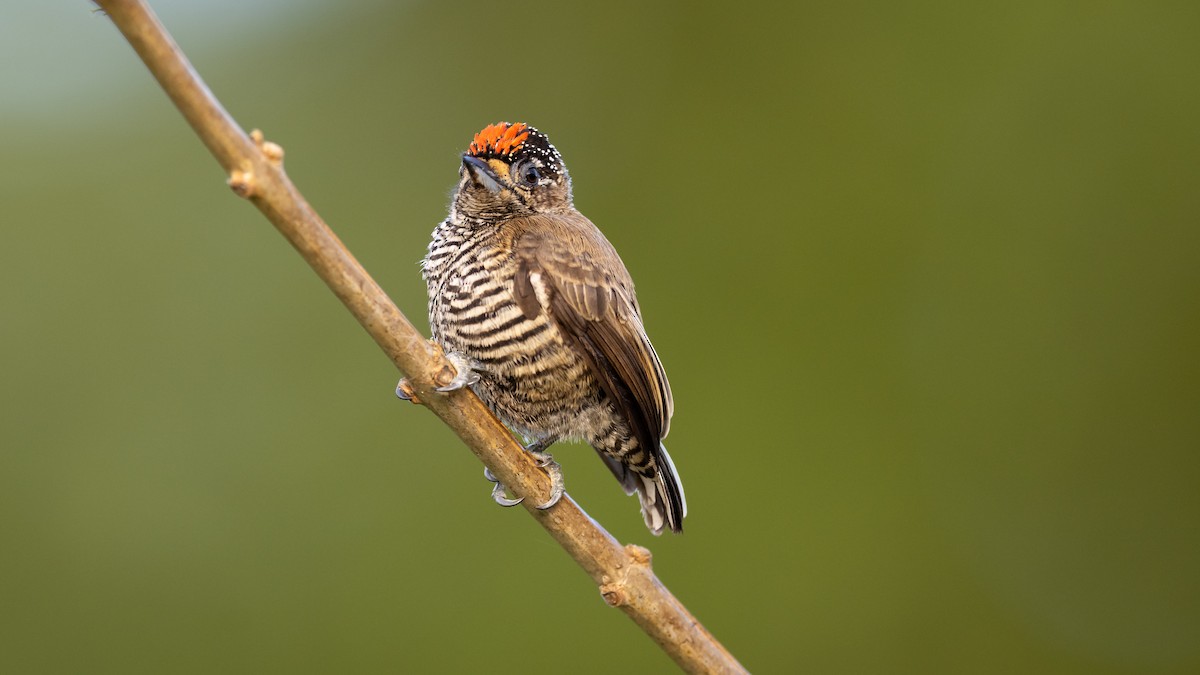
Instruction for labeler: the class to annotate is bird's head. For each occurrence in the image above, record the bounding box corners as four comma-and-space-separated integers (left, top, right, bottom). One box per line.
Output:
450, 122, 573, 223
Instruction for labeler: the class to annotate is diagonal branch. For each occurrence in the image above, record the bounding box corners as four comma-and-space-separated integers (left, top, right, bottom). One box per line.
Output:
91, 1, 747, 672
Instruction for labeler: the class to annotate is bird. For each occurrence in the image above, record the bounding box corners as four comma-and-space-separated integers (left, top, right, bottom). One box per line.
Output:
398, 122, 686, 535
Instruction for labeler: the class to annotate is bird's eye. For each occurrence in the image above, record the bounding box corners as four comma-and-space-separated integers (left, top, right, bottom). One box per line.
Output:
514, 160, 541, 188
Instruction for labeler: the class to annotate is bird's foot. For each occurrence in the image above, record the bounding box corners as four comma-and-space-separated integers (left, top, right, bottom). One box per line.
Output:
435, 351, 481, 392
528, 447, 564, 509
481, 441, 564, 510
395, 350, 479, 403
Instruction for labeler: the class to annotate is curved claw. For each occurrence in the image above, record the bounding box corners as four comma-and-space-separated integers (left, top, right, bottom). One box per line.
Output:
484, 467, 524, 507
435, 352, 481, 393
528, 450, 564, 510
395, 378, 421, 404
491, 483, 524, 507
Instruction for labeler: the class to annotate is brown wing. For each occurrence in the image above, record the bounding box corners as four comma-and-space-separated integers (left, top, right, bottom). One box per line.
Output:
509, 213, 674, 455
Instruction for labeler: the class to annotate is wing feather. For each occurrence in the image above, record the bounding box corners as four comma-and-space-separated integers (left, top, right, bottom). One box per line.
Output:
508, 213, 683, 531
510, 214, 673, 449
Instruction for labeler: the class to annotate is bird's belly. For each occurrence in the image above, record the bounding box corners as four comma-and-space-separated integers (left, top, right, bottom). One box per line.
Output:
430, 276, 602, 440
472, 343, 605, 440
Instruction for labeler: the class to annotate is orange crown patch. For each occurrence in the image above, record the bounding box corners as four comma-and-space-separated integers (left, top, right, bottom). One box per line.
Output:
468, 122, 531, 157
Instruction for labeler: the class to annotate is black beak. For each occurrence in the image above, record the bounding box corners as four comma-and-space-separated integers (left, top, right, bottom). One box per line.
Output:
462, 154, 502, 192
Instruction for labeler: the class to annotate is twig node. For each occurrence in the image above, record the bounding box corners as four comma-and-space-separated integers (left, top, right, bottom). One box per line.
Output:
227, 169, 256, 198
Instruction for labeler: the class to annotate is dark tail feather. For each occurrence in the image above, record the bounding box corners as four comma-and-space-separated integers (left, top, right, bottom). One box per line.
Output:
597, 443, 687, 535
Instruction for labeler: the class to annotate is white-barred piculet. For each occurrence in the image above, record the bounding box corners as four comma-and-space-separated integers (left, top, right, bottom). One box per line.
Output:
402, 122, 686, 534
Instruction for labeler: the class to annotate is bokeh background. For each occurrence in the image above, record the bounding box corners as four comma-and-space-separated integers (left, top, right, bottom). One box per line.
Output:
2, 1, 1197, 672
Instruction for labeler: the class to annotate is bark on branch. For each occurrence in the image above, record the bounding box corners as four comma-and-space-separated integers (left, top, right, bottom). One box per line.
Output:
91, 1, 747, 672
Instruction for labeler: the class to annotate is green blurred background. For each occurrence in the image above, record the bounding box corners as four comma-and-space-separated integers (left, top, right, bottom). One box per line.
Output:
2, 1, 1197, 672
